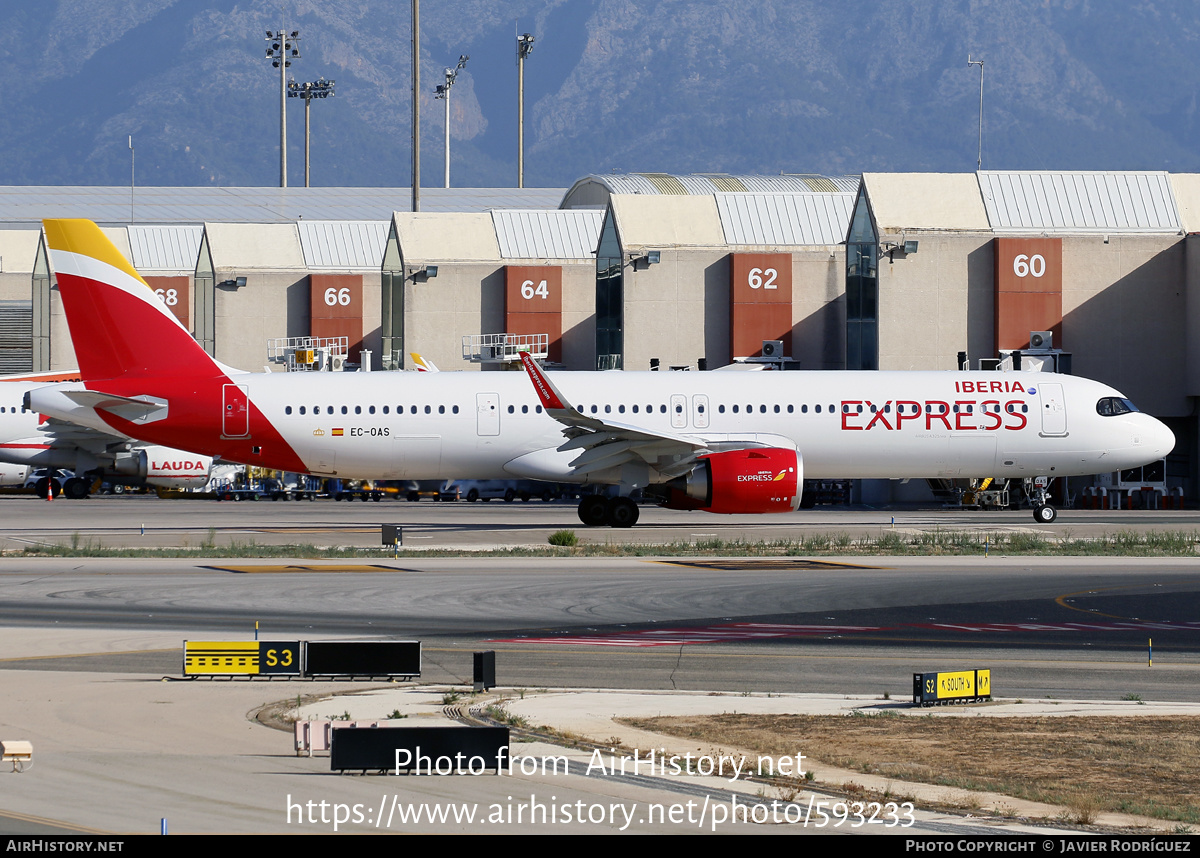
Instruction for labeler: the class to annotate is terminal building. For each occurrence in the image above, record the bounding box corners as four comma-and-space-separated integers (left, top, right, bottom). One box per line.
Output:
0, 172, 1194, 503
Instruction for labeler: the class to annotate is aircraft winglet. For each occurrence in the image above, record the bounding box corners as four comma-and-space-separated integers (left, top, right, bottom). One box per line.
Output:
519, 351, 568, 412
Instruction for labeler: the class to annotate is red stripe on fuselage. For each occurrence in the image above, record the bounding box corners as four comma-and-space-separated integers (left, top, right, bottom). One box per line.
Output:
85, 375, 310, 475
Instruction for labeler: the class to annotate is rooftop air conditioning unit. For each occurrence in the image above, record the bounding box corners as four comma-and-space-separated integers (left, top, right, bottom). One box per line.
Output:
1029, 331, 1053, 351
761, 339, 784, 358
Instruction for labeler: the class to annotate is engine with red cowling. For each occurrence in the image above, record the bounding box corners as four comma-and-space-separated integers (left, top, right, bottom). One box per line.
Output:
658, 447, 802, 514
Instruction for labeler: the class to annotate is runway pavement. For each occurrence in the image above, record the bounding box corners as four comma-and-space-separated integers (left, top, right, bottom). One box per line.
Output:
1, 493, 1198, 551
0, 497, 1198, 834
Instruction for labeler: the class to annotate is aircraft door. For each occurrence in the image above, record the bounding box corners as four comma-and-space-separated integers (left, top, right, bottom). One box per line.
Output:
222, 384, 249, 438
670, 394, 687, 429
1039, 383, 1067, 436
692, 394, 709, 429
476, 393, 500, 436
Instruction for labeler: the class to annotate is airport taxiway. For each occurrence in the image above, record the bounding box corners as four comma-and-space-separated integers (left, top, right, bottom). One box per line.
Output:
1, 497, 1198, 833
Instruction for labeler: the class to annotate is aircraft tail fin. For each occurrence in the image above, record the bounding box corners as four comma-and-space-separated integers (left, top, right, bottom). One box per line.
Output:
410, 352, 439, 372
42, 219, 221, 382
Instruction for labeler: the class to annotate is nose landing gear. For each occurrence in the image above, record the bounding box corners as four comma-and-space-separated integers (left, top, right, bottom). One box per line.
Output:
1024, 477, 1058, 524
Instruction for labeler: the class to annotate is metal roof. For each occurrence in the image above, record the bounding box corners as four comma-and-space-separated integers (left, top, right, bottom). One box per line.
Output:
492, 209, 604, 259
0, 186, 567, 227
297, 221, 389, 269
716, 192, 855, 246
979, 171, 1182, 233
127, 225, 203, 272
562, 173, 859, 208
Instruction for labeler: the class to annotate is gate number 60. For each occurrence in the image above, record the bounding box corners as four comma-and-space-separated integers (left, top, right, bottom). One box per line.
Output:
1013, 254, 1045, 278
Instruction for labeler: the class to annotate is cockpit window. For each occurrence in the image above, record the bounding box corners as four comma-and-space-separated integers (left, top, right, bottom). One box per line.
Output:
1096, 397, 1138, 416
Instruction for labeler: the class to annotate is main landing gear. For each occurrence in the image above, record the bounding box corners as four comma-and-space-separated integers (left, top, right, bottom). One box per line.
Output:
1024, 477, 1058, 524
577, 494, 639, 528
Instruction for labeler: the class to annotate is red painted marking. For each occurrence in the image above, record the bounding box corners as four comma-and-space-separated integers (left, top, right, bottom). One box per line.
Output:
493, 623, 885, 647
55, 271, 309, 473
519, 352, 565, 410
494, 619, 1200, 647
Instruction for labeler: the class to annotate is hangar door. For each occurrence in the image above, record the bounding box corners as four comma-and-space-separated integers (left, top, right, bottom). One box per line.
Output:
505, 265, 562, 362
728, 253, 792, 361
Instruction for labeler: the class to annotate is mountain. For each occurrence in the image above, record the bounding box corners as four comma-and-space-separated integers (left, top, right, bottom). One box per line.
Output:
1, 0, 1198, 189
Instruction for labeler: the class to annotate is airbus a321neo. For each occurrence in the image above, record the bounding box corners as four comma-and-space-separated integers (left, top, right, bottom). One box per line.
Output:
27, 218, 1174, 526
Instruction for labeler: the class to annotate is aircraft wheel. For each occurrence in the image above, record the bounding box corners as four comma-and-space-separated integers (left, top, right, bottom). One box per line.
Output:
577, 495, 608, 527
64, 478, 90, 500
607, 496, 640, 528
111, 483, 125, 494
1033, 505, 1058, 524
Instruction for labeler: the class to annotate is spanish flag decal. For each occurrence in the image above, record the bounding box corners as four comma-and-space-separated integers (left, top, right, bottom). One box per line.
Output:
332, 428, 344, 437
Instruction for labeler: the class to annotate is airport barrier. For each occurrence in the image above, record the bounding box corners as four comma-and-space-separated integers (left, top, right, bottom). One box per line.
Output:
305, 641, 421, 679
296, 719, 403, 756
912, 669, 991, 706
182, 640, 419, 680
330, 726, 510, 774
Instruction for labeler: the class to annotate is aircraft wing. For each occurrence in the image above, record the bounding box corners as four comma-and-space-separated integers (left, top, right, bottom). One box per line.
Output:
35, 418, 129, 452
518, 352, 751, 479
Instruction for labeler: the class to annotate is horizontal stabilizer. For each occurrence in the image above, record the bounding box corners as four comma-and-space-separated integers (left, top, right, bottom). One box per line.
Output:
62, 389, 169, 425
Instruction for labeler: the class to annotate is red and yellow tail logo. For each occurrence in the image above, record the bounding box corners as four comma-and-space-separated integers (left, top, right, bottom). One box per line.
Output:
42, 219, 217, 381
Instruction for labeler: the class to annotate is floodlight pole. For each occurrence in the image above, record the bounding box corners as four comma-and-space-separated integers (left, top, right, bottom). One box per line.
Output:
435, 55, 468, 188
266, 28, 301, 188
128, 135, 135, 223
443, 75, 450, 188
968, 55, 984, 170
281, 34, 287, 186
516, 33, 534, 188
289, 79, 335, 187
412, 0, 420, 212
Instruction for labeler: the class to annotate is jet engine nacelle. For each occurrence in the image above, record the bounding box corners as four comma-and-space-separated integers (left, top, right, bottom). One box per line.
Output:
113, 446, 213, 488
664, 447, 802, 514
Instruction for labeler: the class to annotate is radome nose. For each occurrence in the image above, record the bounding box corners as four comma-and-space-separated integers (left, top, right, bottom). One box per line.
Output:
1149, 418, 1176, 459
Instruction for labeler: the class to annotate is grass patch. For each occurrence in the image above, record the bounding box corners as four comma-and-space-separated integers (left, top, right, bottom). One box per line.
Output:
12, 529, 1200, 559
621, 713, 1200, 824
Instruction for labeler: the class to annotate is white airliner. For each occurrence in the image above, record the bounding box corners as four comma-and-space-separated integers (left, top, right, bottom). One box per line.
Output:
0, 375, 214, 498
27, 219, 1174, 525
